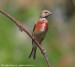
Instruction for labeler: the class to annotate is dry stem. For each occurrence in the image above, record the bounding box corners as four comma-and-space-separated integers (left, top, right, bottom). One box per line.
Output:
0, 9, 51, 67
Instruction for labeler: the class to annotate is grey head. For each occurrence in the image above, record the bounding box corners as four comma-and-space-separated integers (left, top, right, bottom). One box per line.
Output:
40, 10, 52, 18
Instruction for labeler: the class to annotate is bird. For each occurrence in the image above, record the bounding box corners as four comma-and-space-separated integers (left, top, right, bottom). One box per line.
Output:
29, 10, 52, 59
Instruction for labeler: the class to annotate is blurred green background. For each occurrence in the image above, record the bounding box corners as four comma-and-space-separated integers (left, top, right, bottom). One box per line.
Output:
0, 0, 75, 67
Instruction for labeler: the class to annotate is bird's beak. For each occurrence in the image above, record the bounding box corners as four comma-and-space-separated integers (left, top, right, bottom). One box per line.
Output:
49, 11, 52, 15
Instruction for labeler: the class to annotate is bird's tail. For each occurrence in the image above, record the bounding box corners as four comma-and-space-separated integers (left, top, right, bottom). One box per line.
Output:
29, 47, 37, 59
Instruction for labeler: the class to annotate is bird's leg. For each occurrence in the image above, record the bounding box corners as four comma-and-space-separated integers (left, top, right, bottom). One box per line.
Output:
19, 25, 24, 32
33, 36, 36, 41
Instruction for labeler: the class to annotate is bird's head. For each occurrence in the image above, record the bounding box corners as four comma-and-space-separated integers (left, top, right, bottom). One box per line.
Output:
40, 10, 52, 18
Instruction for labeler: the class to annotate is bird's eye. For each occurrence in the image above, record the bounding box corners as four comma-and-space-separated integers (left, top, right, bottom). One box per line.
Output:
45, 12, 47, 13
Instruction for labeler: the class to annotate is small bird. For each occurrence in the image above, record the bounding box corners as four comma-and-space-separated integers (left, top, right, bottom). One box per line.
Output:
29, 10, 52, 59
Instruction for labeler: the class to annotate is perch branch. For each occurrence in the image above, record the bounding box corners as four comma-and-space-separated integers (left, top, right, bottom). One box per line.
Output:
0, 9, 51, 67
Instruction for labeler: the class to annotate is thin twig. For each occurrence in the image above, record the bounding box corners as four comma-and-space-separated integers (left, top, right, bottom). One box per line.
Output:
0, 9, 51, 67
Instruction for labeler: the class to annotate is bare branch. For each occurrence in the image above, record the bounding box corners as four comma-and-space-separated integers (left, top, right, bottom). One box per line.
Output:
0, 9, 51, 67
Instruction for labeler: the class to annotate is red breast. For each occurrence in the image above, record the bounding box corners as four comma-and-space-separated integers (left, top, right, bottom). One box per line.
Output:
35, 20, 48, 33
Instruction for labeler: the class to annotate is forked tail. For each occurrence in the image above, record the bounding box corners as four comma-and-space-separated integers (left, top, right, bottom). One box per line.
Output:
29, 47, 37, 59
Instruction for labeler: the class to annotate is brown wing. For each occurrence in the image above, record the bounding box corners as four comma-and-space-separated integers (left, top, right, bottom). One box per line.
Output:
32, 24, 36, 45
33, 24, 36, 33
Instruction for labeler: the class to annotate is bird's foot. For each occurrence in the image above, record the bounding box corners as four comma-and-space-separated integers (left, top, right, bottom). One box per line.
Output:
19, 26, 24, 32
